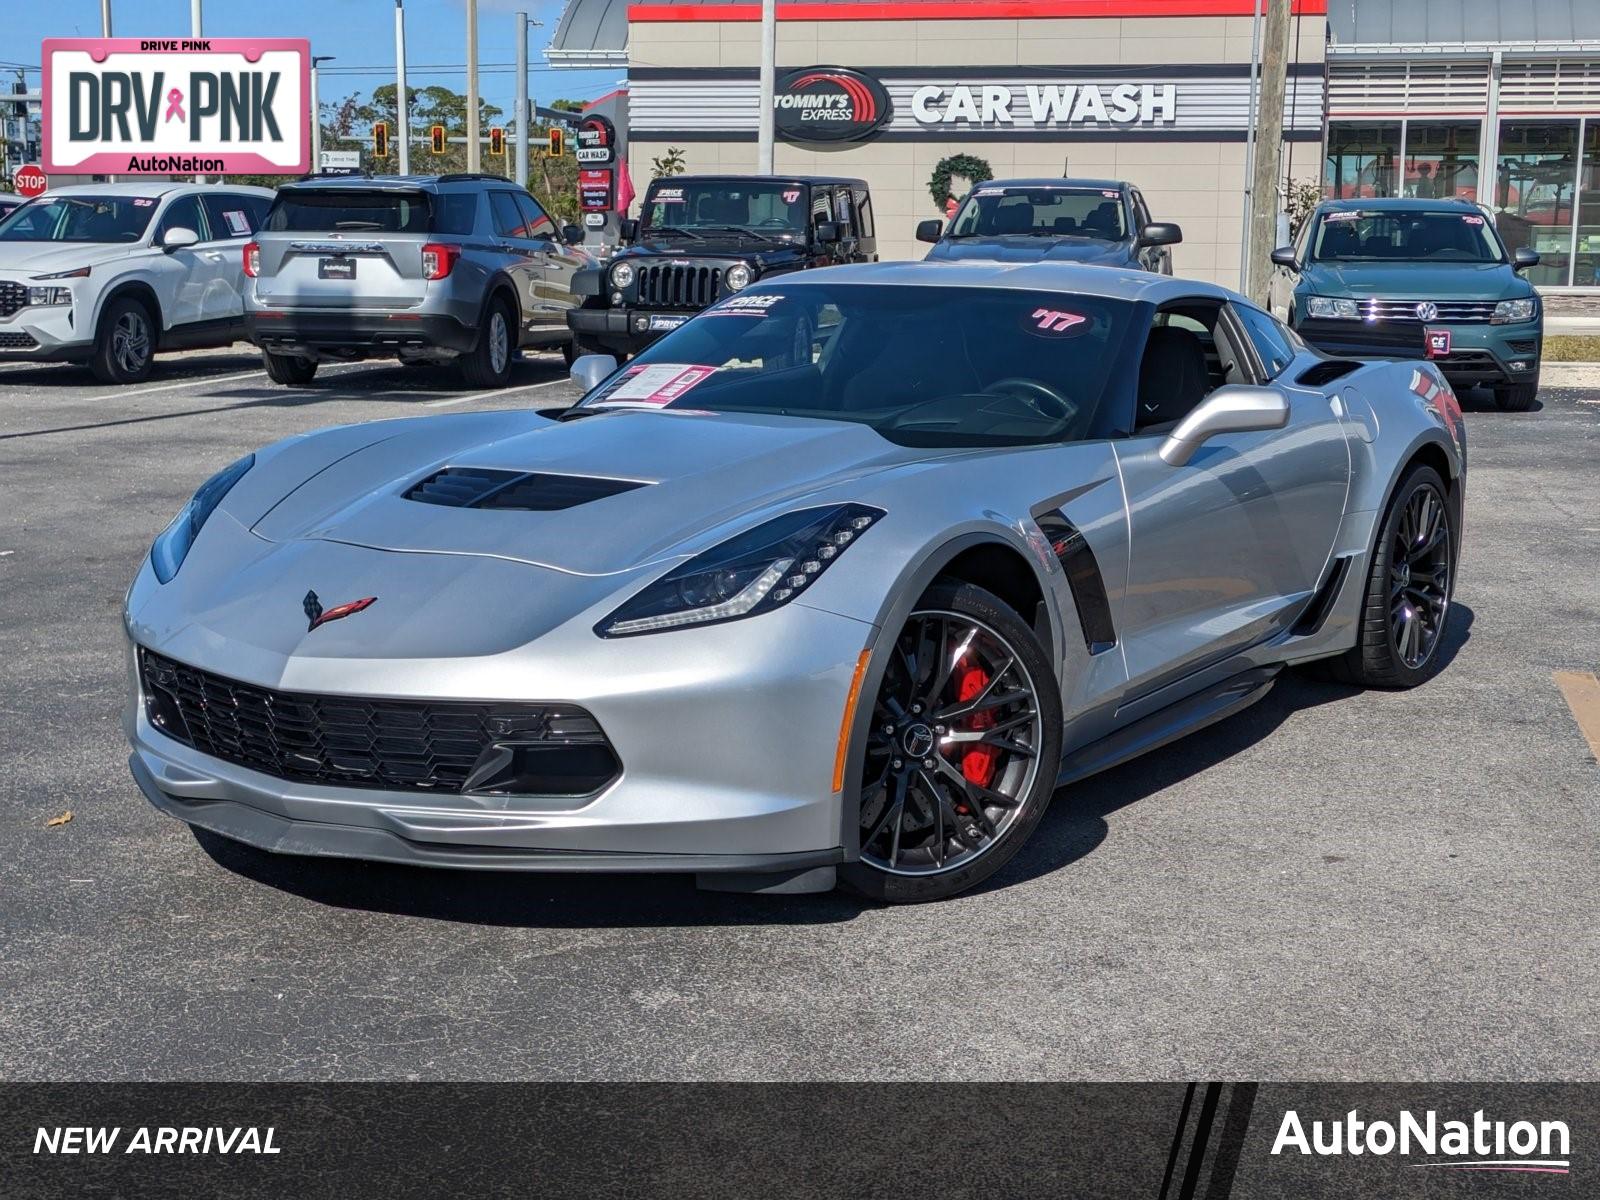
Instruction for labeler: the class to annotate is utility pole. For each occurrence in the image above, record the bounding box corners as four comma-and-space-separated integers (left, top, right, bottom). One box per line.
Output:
757, 0, 775, 173
1245, 0, 1292, 303
1238, 0, 1263, 289
100, 0, 112, 35
515, 11, 529, 187
395, 0, 410, 174
310, 56, 335, 172
466, 0, 481, 172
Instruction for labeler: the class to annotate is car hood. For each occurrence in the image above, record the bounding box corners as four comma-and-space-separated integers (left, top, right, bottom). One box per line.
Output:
250, 408, 920, 576
0, 241, 143, 274
620, 240, 810, 269
925, 237, 1132, 265
1304, 260, 1527, 301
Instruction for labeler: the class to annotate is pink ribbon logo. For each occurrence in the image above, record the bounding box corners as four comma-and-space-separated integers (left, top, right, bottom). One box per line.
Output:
164, 88, 185, 123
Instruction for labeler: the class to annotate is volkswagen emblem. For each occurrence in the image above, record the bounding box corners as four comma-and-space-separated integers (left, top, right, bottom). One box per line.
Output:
1415, 302, 1439, 322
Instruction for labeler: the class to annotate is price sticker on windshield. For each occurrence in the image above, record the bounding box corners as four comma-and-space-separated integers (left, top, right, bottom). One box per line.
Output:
598, 363, 717, 408
707, 294, 784, 317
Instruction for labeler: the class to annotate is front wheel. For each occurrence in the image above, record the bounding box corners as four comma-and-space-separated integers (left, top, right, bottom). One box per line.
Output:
91, 296, 156, 383
841, 581, 1063, 903
1494, 379, 1538, 411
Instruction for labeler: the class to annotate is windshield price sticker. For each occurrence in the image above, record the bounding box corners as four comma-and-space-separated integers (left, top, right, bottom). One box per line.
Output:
1024, 307, 1090, 337
655, 188, 684, 201
1324, 211, 1361, 223
600, 364, 718, 408
707, 294, 784, 317
223, 209, 250, 235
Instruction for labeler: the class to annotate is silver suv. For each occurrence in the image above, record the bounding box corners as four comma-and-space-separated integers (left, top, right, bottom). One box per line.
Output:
244, 175, 592, 387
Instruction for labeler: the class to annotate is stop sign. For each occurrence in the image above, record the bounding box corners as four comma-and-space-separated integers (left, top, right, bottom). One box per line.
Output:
14, 165, 47, 198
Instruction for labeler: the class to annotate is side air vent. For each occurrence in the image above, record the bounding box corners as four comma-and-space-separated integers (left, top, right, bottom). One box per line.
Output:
1296, 360, 1362, 387
1032, 509, 1117, 655
405, 467, 648, 511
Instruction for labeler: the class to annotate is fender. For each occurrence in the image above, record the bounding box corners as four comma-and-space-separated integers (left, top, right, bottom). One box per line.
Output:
93, 278, 165, 338
571, 266, 603, 298
475, 272, 523, 344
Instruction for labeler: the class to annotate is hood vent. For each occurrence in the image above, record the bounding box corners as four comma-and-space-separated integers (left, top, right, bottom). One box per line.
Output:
405, 467, 648, 511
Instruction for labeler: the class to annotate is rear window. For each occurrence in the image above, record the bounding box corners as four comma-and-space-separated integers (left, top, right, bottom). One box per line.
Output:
264, 190, 433, 233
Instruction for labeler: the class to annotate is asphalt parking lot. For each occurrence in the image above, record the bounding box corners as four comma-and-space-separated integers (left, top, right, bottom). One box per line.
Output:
1, 346, 1597, 1082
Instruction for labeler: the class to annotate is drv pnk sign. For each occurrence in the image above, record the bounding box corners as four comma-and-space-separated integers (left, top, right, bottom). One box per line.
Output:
42, 38, 309, 176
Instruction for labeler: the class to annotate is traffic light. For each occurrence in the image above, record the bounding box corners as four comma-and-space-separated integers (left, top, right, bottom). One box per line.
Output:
547, 127, 564, 157
489, 126, 504, 156
372, 121, 389, 159
430, 124, 446, 155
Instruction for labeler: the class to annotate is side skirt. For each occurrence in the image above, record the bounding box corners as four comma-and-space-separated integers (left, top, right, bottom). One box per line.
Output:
1056, 666, 1280, 787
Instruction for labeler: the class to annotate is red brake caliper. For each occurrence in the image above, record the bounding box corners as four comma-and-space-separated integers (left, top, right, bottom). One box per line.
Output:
955, 663, 997, 790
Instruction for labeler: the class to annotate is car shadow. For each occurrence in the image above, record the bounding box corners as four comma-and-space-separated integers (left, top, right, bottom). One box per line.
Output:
195, 604, 1475, 925
1456, 384, 1541, 413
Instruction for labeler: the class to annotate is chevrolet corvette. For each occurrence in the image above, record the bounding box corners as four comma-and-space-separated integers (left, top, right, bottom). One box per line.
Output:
124, 262, 1465, 902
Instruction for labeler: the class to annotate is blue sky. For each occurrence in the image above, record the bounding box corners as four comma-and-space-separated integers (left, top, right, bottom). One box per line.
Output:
4, 0, 623, 119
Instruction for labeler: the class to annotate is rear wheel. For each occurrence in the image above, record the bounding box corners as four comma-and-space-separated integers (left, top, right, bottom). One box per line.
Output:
841, 581, 1063, 903
460, 298, 514, 388
1321, 465, 1455, 688
1494, 380, 1538, 411
262, 350, 318, 386
91, 295, 156, 383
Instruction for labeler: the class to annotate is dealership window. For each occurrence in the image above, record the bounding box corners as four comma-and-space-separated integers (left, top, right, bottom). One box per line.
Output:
1325, 122, 1402, 198
1493, 120, 1579, 288
1402, 121, 1480, 201
1574, 122, 1600, 288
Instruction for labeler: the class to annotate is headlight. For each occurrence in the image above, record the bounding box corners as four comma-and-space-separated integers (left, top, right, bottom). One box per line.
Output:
609, 261, 635, 289
1492, 298, 1537, 324
31, 265, 90, 280
596, 504, 884, 637
724, 263, 752, 292
26, 287, 73, 306
1307, 296, 1361, 320
149, 454, 255, 584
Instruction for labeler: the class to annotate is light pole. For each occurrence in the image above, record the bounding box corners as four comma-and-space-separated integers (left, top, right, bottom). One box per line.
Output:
515, 11, 531, 188
100, 0, 112, 35
192, 0, 204, 180
466, 0, 481, 172
757, 0, 776, 172
395, 0, 410, 174
310, 55, 335, 172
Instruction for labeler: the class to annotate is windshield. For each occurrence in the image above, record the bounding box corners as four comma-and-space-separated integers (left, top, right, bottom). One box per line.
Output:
641, 181, 809, 236
264, 190, 435, 233
1312, 210, 1505, 263
0, 196, 159, 243
951, 187, 1127, 240
578, 284, 1137, 447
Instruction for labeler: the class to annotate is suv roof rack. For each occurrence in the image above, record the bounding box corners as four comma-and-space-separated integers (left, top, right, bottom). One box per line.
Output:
436, 173, 519, 184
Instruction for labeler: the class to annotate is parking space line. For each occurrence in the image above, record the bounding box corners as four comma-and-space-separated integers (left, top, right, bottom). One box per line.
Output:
424, 377, 570, 408
1553, 670, 1600, 763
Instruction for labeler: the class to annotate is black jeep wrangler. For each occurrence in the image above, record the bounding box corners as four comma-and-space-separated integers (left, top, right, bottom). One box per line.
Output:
567, 174, 876, 358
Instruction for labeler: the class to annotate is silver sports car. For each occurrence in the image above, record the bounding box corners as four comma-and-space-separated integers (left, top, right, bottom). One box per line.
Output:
124, 262, 1465, 902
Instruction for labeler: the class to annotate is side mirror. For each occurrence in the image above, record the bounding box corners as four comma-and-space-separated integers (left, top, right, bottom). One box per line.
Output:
160, 226, 199, 251
561, 224, 584, 245
1159, 385, 1289, 467
570, 352, 619, 394
1138, 222, 1183, 248
618, 218, 639, 243
815, 221, 840, 244
915, 219, 943, 244
1513, 247, 1540, 270
1270, 246, 1299, 269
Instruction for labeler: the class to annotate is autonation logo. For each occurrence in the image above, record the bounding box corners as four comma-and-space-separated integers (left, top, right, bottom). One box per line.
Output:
1272, 1109, 1571, 1175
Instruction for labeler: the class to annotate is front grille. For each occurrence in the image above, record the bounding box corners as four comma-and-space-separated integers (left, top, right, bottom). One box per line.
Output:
0, 330, 37, 349
139, 648, 620, 796
0, 281, 26, 319
405, 466, 647, 511
1358, 298, 1497, 323
636, 263, 723, 310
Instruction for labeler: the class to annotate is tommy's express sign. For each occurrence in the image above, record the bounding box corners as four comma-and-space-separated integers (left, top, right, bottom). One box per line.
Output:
42, 38, 309, 175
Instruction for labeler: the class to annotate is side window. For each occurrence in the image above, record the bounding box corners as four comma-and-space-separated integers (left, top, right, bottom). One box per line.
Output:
201, 194, 256, 239
1234, 304, 1297, 379
1136, 302, 1242, 432
489, 191, 529, 239
1292, 214, 1313, 262
1131, 190, 1152, 229
156, 195, 208, 243
513, 192, 556, 239
434, 192, 480, 236
854, 190, 874, 239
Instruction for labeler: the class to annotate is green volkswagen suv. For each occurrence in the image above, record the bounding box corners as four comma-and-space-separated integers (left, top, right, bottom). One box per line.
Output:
1268, 197, 1542, 410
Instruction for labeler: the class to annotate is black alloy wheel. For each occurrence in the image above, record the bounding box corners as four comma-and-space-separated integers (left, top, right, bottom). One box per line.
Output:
843, 581, 1063, 903
1388, 480, 1452, 670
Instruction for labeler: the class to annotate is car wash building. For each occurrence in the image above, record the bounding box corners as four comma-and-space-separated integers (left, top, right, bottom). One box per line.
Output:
547, 0, 1600, 292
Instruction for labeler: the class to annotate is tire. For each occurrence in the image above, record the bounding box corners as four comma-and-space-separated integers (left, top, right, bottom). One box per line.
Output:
1494, 379, 1538, 411
1319, 465, 1456, 689
561, 338, 578, 367
262, 350, 318, 386
459, 298, 514, 388
90, 295, 156, 383
840, 581, 1064, 903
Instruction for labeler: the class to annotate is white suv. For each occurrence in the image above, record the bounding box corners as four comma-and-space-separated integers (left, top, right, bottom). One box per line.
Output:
0, 182, 274, 382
